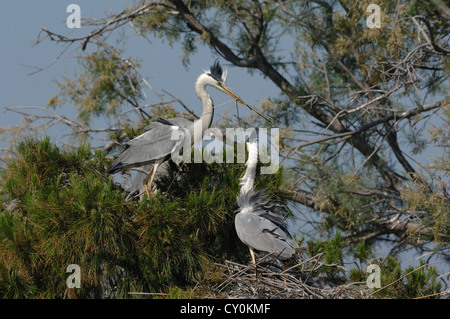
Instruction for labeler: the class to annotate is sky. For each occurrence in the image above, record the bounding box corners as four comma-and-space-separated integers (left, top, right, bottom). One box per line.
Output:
1, 1, 448, 286
0, 0, 279, 151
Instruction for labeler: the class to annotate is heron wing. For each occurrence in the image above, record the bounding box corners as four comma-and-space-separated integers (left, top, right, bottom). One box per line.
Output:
164, 117, 194, 128
236, 189, 288, 232
235, 212, 298, 261
142, 117, 193, 131
108, 121, 191, 173
259, 211, 291, 238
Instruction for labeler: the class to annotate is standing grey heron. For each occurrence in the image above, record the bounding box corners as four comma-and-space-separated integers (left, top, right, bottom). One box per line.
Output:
107, 60, 249, 197
235, 130, 298, 265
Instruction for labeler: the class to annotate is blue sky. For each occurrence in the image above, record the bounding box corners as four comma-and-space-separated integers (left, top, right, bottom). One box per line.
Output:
0, 1, 279, 151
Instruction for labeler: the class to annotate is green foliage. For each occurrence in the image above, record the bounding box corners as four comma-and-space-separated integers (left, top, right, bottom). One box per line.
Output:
401, 102, 450, 243
305, 232, 346, 283
306, 236, 442, 298
0, 137, 286, 298
0, 137, 136, 298
48, 48, 143, 125
372, 257, 442, 299
136, 196, 208, 287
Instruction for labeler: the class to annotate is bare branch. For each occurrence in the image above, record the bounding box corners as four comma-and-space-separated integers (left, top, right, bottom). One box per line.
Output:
288, 100, 445, 152
20, 42, 72, 76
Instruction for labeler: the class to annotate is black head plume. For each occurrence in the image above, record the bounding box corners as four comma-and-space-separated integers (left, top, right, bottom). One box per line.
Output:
208, 59, 225, 82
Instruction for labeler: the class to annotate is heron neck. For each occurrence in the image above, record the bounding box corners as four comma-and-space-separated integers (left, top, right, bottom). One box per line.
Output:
195, 81, 214, 133
240, 141, 258, 194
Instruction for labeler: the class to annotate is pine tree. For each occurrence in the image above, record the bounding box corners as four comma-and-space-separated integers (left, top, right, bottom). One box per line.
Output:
0, 137, 287, 298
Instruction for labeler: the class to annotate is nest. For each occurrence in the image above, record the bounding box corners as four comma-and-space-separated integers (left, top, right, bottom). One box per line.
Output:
213, 253, 370, 299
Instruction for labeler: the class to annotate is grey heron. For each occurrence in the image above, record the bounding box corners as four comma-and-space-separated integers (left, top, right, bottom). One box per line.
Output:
107, 60, 249, 198
235, 130, 298, 265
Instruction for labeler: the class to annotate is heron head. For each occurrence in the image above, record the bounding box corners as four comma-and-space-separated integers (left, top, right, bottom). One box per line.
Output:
204, 60, 247, 105
199, 60, 269, 121
207, 59, 227, 84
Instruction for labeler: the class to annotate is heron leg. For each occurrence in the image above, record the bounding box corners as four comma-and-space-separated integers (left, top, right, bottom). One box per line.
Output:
143, 173, 152, 198
143, 164, 159, 197
249, 248, 258, 282
143, 183, 151, 198
249, 248, 256, 265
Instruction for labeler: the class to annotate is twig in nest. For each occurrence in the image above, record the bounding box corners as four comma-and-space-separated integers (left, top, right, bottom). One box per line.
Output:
215, 254, 365, 299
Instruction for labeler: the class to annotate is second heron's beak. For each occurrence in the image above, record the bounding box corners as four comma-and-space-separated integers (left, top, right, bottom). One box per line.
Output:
219, 83, 274, 123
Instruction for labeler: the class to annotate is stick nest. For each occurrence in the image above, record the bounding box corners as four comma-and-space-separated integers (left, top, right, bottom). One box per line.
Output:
212, 253, 371, 299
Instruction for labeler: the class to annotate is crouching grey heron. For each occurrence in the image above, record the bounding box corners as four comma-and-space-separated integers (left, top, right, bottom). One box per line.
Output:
107, 60, 250, 198
235, 131, 298, 265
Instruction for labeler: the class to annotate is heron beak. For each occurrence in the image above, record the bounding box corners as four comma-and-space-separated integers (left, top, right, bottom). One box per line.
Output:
219, 83, 274, 123
219, 84, 246, 105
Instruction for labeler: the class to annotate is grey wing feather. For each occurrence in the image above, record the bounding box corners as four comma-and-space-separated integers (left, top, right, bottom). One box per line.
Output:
259, 212, 291, 238
235, 188, 298, 261
107, 121, 190, 173
143, 117, 193, 131
235, 213, 298, 261
235, 189, 298, 260
165, 117, 195, 128
236, 189, 288, 226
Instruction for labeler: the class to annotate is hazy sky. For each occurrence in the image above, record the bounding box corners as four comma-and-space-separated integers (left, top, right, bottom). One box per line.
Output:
0, 1, 279, 149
